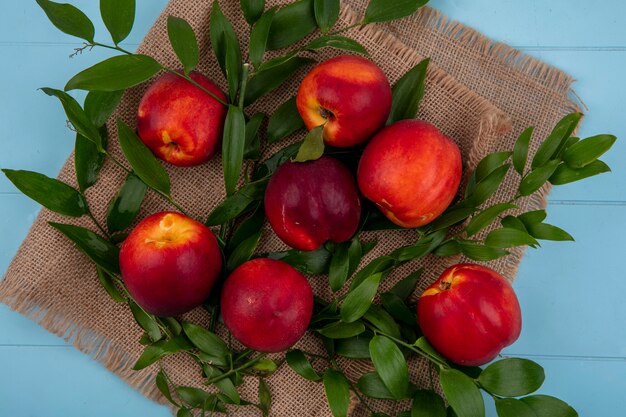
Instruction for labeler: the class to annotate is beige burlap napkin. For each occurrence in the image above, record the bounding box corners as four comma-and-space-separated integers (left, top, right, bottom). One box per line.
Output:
1, 0, 581, 415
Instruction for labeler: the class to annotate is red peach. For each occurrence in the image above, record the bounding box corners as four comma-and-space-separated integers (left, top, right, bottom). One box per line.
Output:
119, 212, 223, 316
264, 156, 361, 251
137, 72, 227, 167
220, 258, 314, 353
296, 55, 392, 148
417, 264, 522, 366
357, 120, 462, 228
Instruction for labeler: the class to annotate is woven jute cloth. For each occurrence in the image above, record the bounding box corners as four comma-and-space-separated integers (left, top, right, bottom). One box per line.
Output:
1, 0, 581, 416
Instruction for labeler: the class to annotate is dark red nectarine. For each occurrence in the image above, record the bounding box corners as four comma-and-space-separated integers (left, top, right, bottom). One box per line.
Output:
264, 156, 361, 251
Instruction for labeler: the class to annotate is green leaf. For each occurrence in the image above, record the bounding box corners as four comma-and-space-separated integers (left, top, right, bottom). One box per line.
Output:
267, 0, 317, 50
305, 34, 368, 55
2, 169, 87, 217
49, 222, 120, 273
167, 16, 199, 75
224, 34, 242, 103
249, 8, 276, 69
84, 90, 124, 127
210, 0, 241, 80
380, 292, 417, 326
414, 337, 448, 365
440, 368, 485, 417
485, 228, 539, 248
226, 230, 262, 271
347, 237, 363, 277
176, 386, 210, 407
133, 336, 193, 370
526, 223, 574, 241
335, 333, 372, 359
206, 178, 268, 226
494, 398, 537, 417
388, 58, 429, 124
267, 96, 305, 143
518, 210, 547, 226
65, 55, 161, 92
550, 160, 611, 185
106, 173, 147, 233
227, 204, 265, 252
41, 88, 103, 149
520, 395, 577, 417
222, 106, 247, 195
341, 273, 383, 323
100, 0, 135, 44
369, 336, 410, 400
96, 266, 125, 302
317, 321, 365, 339
215, 375, 240, 405
182, 322, 229, 365
390, 229, 447, 263
389, 270, 422, 300
519, 160, 560, 196
36, 0, 94, 42
364, 0, 429, 23
244, 113, 265, 160
268, 245, 332, 275
501, 216, 528, 232
513, 127, 533, 175
314, 0, 340, 32
357, 372, 396, 400
562, 134, 616, 168
176, 409, 192, 417
433, 240, 461, 257
323, 369, 351, 417
532, 113, 582, 169
459, 241, 509, 262
129, 301, 161, 342
465, 203, 517, 237
241, 0, 265, 24
329, 242, 350, 292
117, 119, 171, 195
294, 125, 325, 162
285, 350, 321, 381
475, 152, 513, 182
364, 305, 401, 339
471, 164, 511, 205
258, 379, 271, 417
429, 207, 476, 232
479, 358, 545, 397
156, 370, 177, 406
253, 141, 302, 179
412, 390, 446, 417
254, 359, 278, 375
75, 133, 106, 191
350, 256, 395, 290
245, 57, 314, 106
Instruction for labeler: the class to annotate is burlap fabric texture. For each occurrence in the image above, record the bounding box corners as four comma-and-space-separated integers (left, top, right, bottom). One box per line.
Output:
1, 0, 582, 416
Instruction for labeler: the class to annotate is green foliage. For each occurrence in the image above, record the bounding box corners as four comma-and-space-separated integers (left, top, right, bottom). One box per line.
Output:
364, 0, 429, 23
210, 0, 241, 81
106, 173, 147, 233
369, 336, 410, 399
357, 372, 396, 399
129, 300, 162, 342
36, 0, 95, 42
513, 127, 533, 174
65, 55, 161, 92
294, 125, 325, 162
267, 0, 317, 50
167, 16, 199, 75
240, 0, 265, 24
267, 96, 305, 143
340, 272, 383, 323
245, 57, 314, 106
412, 390, 446, 417
317, 321, 365, 339
101, 0, 136, 44
520, 395, 578, 417
268, 245, 332, 274
314, 0, 340, 32
2, 169, 87, 217
323, 369, 351, 417
440, 368, 485, 417
285, 350, 321, 381
479, 358, 545, 397
388, 58, 430, 124
532, 113, 582, 169
84, 90, 124, 127
222, 106, 247, 195
329, 242, 351, 292
249, 8, 276, 69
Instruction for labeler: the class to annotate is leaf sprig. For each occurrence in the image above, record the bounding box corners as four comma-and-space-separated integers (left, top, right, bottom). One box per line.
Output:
3, 0, 616, 416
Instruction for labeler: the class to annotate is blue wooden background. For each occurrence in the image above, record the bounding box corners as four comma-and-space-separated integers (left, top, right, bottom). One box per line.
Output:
1, 1, 624, 416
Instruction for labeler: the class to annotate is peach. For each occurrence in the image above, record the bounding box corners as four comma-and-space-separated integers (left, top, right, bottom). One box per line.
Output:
357, 120, 462, 228
119, 212, 223, 316
264, 156, 361, 251
296, 55, 392, 148
418, 264, 522, 366
220, 259, 314, 353
137, 72, 227, 167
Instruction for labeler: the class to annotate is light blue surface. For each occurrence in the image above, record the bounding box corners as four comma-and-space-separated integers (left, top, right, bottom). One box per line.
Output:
1, 1, 624, 416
